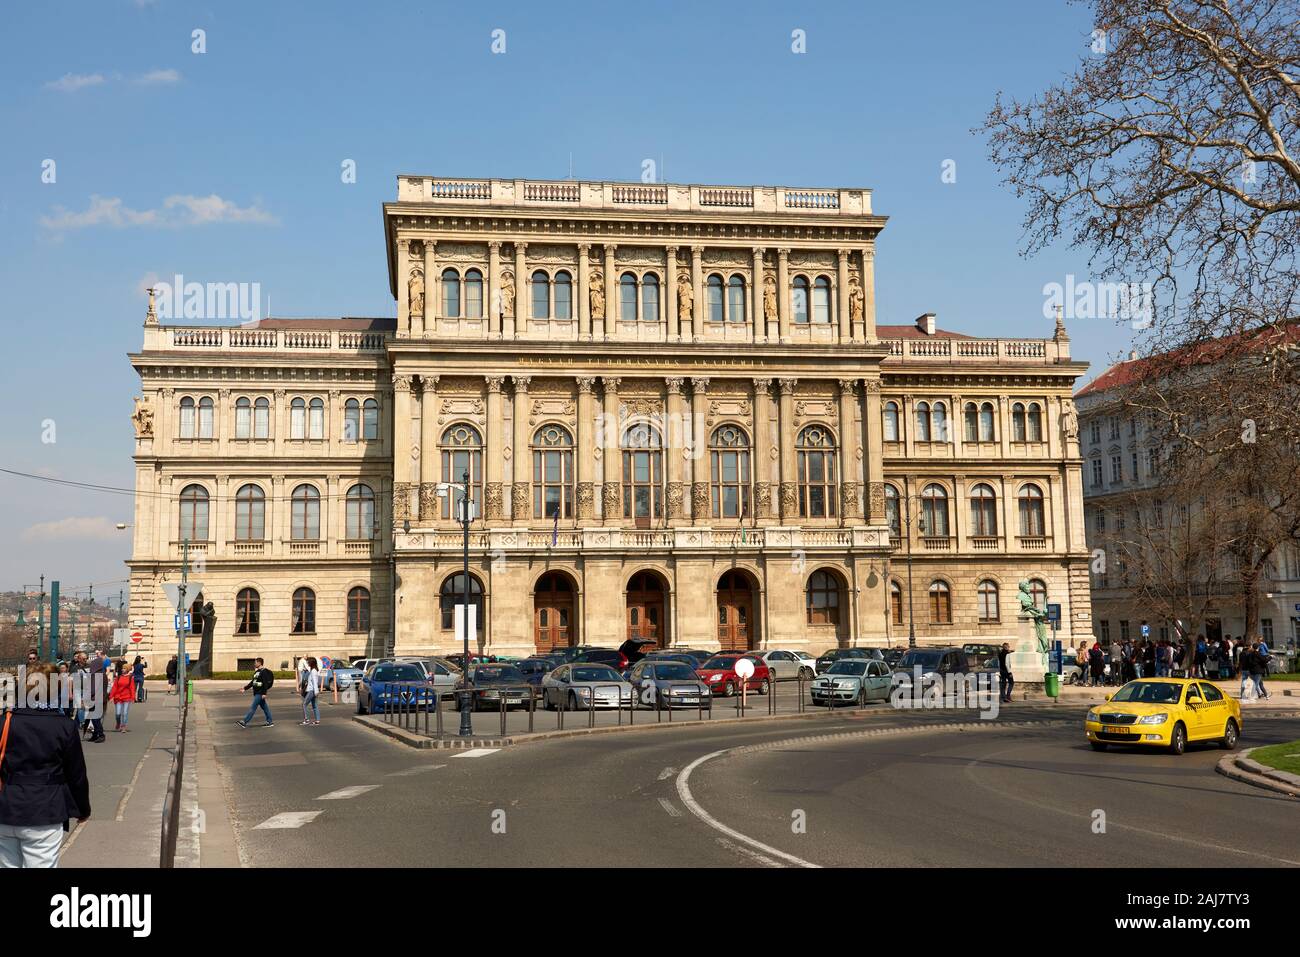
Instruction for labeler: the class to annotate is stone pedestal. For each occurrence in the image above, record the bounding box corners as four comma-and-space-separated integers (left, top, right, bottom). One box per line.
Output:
1008, 616, 1049, 685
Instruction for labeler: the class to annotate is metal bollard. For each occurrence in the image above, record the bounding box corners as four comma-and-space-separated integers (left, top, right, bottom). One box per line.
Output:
500, 696, 508, 737
528, 688, 535, 733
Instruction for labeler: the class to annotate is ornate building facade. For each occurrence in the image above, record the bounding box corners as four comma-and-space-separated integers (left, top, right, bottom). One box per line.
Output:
126, 175, 1093, 670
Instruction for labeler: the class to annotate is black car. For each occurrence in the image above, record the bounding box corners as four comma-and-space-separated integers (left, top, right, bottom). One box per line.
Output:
618, 637, 656, 666
458, 663, 532, 711
643, 650, 712, 671
515, 657, 560, 690
815, 647, 884, 674
572, 648, 630, 670
881, 647, 906, 669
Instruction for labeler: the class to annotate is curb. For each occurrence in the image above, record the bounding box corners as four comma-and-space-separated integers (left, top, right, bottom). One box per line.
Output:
1215, 747, 1300, 798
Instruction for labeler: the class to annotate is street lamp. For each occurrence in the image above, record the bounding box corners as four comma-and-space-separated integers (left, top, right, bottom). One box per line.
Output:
899, 487, 929, 649
436, 471, 477, 737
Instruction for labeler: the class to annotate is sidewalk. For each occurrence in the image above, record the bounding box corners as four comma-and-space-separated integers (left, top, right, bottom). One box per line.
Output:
1039, 678, 1300, 707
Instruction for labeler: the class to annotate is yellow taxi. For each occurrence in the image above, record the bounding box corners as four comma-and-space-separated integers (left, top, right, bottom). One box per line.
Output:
1084, 678, 1242, 755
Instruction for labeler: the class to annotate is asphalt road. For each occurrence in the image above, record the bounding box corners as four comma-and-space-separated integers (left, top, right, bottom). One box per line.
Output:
204, 688, 1300, 867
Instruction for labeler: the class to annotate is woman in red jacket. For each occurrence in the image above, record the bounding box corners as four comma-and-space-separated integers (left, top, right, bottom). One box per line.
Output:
109, 662, 135, 733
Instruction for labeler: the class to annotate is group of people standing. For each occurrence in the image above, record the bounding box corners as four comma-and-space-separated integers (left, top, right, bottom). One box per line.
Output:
1073, 633, 1273, 698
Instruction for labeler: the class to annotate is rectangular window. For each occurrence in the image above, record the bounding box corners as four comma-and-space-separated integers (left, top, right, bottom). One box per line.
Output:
1108, 416, 1119, 440
1099, 621, 1110, 644
1094, 509, 1105, 533
254, 401, 269, 439
1110, 455, 1123, 484
1261, 619, 1273, 642
198, 401, 213, 439
1119, 620, 1130, 642
291, 403, 306, 439
1131, 451, 1139, 481
308, 402, 324, 439
235, 402, 251, 439
1089, 421, 1101, 445
1091, 459, 1103, 488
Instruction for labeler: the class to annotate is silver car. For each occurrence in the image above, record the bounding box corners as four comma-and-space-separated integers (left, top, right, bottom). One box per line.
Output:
748, 649, 817, 681
385, 656, 459, 700
624, 659, 713, 709
322, 666, 364, 691
541, 664, 634, 711
811, 659, 892, 706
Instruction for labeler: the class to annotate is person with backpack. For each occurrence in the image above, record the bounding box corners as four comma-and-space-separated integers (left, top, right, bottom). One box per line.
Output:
109, 662, 135, 733
131, 656, 147, 703
236, 658, 276, 728
1088, 642, 1105, 687
299, 657, 321, 726
1193, 635, 1208, 679
165, 656, 178, 696
1251, 640, 1270, 700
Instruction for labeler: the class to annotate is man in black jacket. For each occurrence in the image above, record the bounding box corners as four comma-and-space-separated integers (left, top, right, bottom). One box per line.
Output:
236, 658, 275, 728
0, 670, 93, 867
997, 642, 1014, 703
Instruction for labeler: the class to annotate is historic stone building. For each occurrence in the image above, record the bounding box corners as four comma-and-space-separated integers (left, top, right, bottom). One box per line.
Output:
126, 174, 1094, 670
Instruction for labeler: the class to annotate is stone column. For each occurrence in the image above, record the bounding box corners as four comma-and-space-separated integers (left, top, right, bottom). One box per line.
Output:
422, 240, 437, 335
511, 375, 531, 524
485, 376, 506, 520
512, 243, 527, 338
487, 241, 502, 339
396, 239, 411, 337
861, 247, 877, 341
752, 247, 766, 344
837, 378, 860, 524
863, 379, 885, 524
665, 377, 685, 521
392, 375, 414, 525
602, 244, 617, 340
575, 376, 597, 521
601, 377, 621, 523
777, 378, 798, 522
690, 246, 704, 340
690, 377, 710, 522
998, 394, 1011, 458
577, 243, 591, 341
752, 378, 773, 519
665, 246, 679, 342
271, 474, 285, 557
777, 248, 791, 342
836, 248, 851, 341
419, 375, 438, 522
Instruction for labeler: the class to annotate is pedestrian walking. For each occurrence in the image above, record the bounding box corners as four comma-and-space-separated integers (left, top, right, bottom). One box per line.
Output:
996, 642, 1014, 702
0, 664, 93, 868
109, 663, 134, 733
1088, 642, 1105, 687
1237, 644, 1256, 700
132, 656, 147, 703
1219, 638, 1233, 679
1251, 640, 1270, 700
165, 655, 178, 696
84, 652, 107, 744
1193, 635, 1208, 679
236, 658, 275, 728
299, 657, 321, 726
1075, 642, 1088, 684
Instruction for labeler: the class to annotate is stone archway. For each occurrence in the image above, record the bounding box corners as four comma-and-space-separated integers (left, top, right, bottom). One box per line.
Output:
626, 570, 668, 650
533, 571, 577, 652
716, 569, 759, 652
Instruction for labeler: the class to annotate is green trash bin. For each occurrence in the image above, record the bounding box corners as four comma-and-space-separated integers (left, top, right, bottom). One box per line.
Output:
1043, 672, 1060, 698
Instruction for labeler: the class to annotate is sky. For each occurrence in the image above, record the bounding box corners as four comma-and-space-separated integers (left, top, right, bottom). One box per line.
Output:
0, 0, 1136, 595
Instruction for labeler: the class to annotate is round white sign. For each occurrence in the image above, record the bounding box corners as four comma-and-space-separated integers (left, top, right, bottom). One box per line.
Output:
734, 657, 755, 680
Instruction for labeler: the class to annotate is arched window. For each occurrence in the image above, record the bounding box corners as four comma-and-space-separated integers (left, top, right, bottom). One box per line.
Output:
234, 484, 265, 540
977, 580, 1000, 623
179, 396, 196, 438
236, 588, 259, 635
979, 402, 995, 442
533, 424, 574, 519
812, 275, 831, 324
291, 484, 320, 540
622, 422, 663, 521
464, 268, 484, 319
914, 401, 932, 442
710, 425, 750, 519
806, 569, 841, 625
344, 398, 361, 443
198, 396, 214, 439
883, 401, 900, 442
347, 586, 371, 633
707, 274, 725, 323
1027, 402, 1043, 441
189, 596, 204, 636
968, 483, 998, 537
235, 397, 252, 439
531, 270, 550, 319
1018, 483, 1046, 536
620, 272, 638, 321
308, 397, 325, 439
727, 274, 746, 323
963, 402, 978, 442
641, 273, 659, 323
792, 275, 809, 324
889, 580, 904, 625
1012, 402, 1027, 442
254, 397, 270, 438
928, 580, 952, 624
1029, 578, 1048, 611
797, 425, 837, 518
920, 483, 949, 537
362, 398, 379, 440
440, 424, 483, 519
291, 397, 306, 439
178, 484, 209, 542
552, 271, 571, 320
346, 484, 376, 540
291, 587, 315, 634
931, 401, 949, 442
442, 267, 461, 318
884, 483, 901, 538
440, 573, 483, 632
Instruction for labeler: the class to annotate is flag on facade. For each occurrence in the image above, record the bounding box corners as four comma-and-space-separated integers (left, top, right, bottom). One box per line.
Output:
551, 507, 559, 547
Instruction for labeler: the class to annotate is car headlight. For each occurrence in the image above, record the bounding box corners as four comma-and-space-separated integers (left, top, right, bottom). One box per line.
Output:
1137, 713, 1168, 725
707, 674, 722, 682
574, 687, 590, 695
1086, 709, 1100, 722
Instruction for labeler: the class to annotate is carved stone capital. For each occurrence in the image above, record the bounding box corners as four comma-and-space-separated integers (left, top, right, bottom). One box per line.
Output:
840, 482, 859, 516
513, 375, 531, 394
602, 482, 622, 513
418, 483, 439, 519
868, 482, 886, 523
485, 376, 505, 393
393, 375, 414, 394
754, 481, 773, 518
392, 482, 414, 523
664, 377, 684, 394
778, 378, 798, 395
602, 376, 621, 394
419, 374, 439, 394
690, 376, 710, 395
864, 379, 882, 394
576, 376, 596, 394
752, 377, 773, 394
838, 378, 857, 396
691, 482, 710, 516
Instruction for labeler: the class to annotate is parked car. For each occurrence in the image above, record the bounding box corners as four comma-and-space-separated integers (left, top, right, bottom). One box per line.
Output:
624, 659, 712, 709
351, 658, 380, 674
881, 648, 907, 669
696, 654, 771, 697
890, 647, 994, 694
650, 649, 716, 669
572, 648, 630, 670
459, 663, 532, 711
643, 651, 712, 671
322, 666, 364, 692
814, 647, 884, 674
961, 642, 1002, 669
381, 657, 459, 699
618, 638, 656, 666
748, 649, 817, 681
355, 662, 435, 715
540, 664, 634, 711
515, 657, 558, 690
811, 659, 892, 706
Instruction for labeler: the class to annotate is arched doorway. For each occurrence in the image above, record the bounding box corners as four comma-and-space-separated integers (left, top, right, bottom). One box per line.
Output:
716, 569, 758, 652
626, 571, 667, 650
534, 571, 576, 652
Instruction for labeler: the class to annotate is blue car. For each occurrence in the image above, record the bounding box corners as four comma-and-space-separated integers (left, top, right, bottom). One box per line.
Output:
355, 662, 435, 715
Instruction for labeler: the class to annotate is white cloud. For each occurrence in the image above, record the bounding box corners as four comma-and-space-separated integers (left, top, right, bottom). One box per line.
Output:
45, 73, 106, 93
41, 194, 278, 232
136, 68, 181, 85
20, 517, 122, 544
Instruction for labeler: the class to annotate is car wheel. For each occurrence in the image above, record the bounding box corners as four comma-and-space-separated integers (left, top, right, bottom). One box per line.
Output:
758, 678, 769, 696
857, 688, 867, 708
1220, 718, 1239, 750
799, 666, 814, 681
356, 696, 365, 715
1168, 722, 1187, 756
1089, 741, 1107, 751
568, 692, 578, 712
724, 681, 736, 697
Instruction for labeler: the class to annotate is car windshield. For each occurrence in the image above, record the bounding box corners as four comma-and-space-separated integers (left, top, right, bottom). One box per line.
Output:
648, 663, 697, 680
703, 656, 740, 669
518, 661, 547, 673
898, 651, 943, 669
827, 661, 869, 676
473, 666, 525, 682
1110, 682, 1183, 704
372, 665, 424, 681
819, 650, 842, 659
572, 667, 622, 682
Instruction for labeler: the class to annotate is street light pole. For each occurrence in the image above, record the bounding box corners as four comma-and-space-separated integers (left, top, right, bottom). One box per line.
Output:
458, 469, 474, 737
37, 575, 45, 661
903, 490, 917, 649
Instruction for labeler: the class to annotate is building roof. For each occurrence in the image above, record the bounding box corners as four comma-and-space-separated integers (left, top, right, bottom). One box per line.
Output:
876, 324, 975, 340
246, 317, 396, 331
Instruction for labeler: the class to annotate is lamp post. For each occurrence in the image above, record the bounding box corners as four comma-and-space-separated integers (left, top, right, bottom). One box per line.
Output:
899, 487, 929, 649
437, 471, 476, 737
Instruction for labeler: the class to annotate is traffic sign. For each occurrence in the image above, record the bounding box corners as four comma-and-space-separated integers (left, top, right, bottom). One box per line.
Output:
1045, 603, 1061, 623
161, 581, 204, 613
130, 631, 143, 644
1140, 623, 1150, 637
173, 613, 192, 631
734, 658, 755, 680
321, 655, 333, 671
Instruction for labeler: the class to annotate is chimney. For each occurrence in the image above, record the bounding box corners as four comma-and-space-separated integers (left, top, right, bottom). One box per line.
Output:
1128, 350, 1137, 361
915, 312, 937, 336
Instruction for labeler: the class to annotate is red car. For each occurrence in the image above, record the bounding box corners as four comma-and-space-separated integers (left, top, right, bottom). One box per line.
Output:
695, 654, 770, 697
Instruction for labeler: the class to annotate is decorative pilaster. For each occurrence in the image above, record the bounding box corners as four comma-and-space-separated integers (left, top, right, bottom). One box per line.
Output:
602, 244, 617, 340
487, 241, 502, 338
396, 239, 412, 337
836, 248, 851, 341
576, 376, 597, 520
665, 377, 685, 521
419, 374, 439, 521
863, 378, 885, 523
665, 247, 679, 341
690, 376, 710, 522
422, 240, 437, 335
752, 247, 766, 343
837, 378, 860, 524
861, 247, 877, 341
777, 248, 791, 342
511, 375, 531, 523
752, 378, 773, 519
510, 242, 527, 338
577, 244, 591, 341
777, 378, 798, 521
392, 374, 414, 524
484, 376, 506, 520
601, 376, 621, 523
690, 246, 704, 341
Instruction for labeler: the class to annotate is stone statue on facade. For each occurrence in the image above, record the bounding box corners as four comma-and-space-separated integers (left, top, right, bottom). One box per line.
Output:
1017, 580, 1050, 653
1060, 399, 1079, 445
590, 276, 606, 320
130, 396, 154, 437
677, 277, 693, 321
499, 273, 515, 318
849, 278, 864, 323
407, 270, 425, 318
763, 275, 777, 322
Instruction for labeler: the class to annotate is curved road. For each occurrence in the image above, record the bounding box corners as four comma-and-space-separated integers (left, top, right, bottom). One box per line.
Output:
202, 689, 1300, 867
